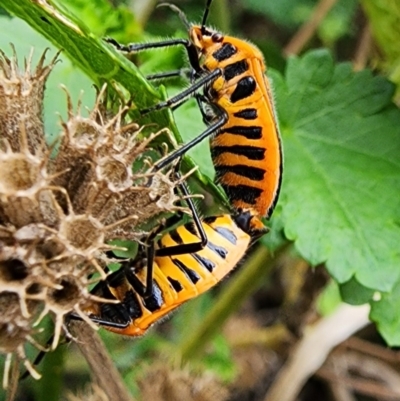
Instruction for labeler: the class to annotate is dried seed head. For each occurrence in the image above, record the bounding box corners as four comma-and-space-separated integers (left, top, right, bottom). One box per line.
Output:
138, 363, 230, 401
66, 384, 110, 401
0, 293, 38, 354
0, 47, 186, 383
0, 46, 58, 155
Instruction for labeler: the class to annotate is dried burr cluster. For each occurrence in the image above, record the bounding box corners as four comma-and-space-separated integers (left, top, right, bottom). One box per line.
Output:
0, 47, 184, 383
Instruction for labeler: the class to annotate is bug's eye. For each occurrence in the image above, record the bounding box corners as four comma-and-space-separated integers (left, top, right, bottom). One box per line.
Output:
211, 32, 223, 42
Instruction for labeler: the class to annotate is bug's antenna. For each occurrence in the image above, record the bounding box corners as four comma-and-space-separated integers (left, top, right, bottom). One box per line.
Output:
157, 3, 191, 31
201, 0, 213, 33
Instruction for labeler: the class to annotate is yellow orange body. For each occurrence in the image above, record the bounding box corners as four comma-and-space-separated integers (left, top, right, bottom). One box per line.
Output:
191, 26, 282, 231
85, 214, 251, 336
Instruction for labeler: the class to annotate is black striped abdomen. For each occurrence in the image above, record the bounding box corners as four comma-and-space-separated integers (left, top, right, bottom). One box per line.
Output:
211, 93, 282, 218
117, 215, 251, 334
155, 215, 250, 292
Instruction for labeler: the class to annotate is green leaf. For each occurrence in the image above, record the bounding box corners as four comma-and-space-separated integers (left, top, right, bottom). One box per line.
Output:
370, 279, 400, 346
202, 334, 236, 382
317, 280, 342, 316
50, 0, 142, 40
261, 205, 287, 251
339, 277, 375, 305
273, 49, 400, 294
108, 239, 138, 259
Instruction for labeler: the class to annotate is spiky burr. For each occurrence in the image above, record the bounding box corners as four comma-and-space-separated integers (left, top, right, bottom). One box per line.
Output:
0, 47, 185, 384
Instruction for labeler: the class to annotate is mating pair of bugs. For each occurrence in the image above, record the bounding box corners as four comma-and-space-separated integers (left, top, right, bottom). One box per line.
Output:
75, 0, 282, 337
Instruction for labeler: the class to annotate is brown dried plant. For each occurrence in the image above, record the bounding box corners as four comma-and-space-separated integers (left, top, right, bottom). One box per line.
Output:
0, 47, 187, 386
138, 363, 230, 401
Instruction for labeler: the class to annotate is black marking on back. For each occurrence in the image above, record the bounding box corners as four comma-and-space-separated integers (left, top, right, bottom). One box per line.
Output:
212, 42, 237, 62
233, 108, 258, 120
230, 76, 256, 103
98, 285, 134, 323
224, 60, 249, 81
203, 216, 218, 225
172, 258, 201, 284
207, 242, 228, 259
167, 276, 183, 292
122, 290, 143, 319
192, 253, 215, 272
169, 229, 183, 245
222, 184, 263, 206
106, 270, 126, 289
215, 164, 266, 181
213, 226, 237, 245
219, 125, 262, 140
212, 145, 265, 161
184, 221, 198, 237
142, 280, 163, 312
100, 302, 131, 324
97, 282, 117, 300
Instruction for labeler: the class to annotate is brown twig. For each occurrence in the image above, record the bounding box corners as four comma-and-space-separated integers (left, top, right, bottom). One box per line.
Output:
263, 304, 370, 401
328, 382, 357, 401
284, 0, 339, 56
343, 336, 400, 364
353, 24, 372, 71
324, 350, 355, 401
315, 356, 400, 401
69, 321, 134, 401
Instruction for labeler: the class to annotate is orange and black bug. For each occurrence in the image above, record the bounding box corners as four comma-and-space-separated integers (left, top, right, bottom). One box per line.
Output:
107, 0, 283, 234
76, 176, 261, 336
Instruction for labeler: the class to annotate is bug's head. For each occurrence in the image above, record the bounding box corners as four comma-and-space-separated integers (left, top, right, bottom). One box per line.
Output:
233, 209, 268, 240
190, 25, 224, 51
189, 0, 223, 51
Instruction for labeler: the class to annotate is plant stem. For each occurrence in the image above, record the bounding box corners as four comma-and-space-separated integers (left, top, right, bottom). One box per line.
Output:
353, 24, 372, 71
211, 0, 231, 33
69, 321, 134, 401
284, 0, 338, 56
128, 0, 158, 28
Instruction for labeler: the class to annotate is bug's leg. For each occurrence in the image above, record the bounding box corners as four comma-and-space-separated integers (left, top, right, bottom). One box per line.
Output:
140, 179, 207, 297
152, 107, 228, 171
131, 157, 207, 297
155, 172, 207, 258
141, 68, 222, 115
104, 37, 202, 73
146, 68, 192, 82
195, 93, 216, 125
